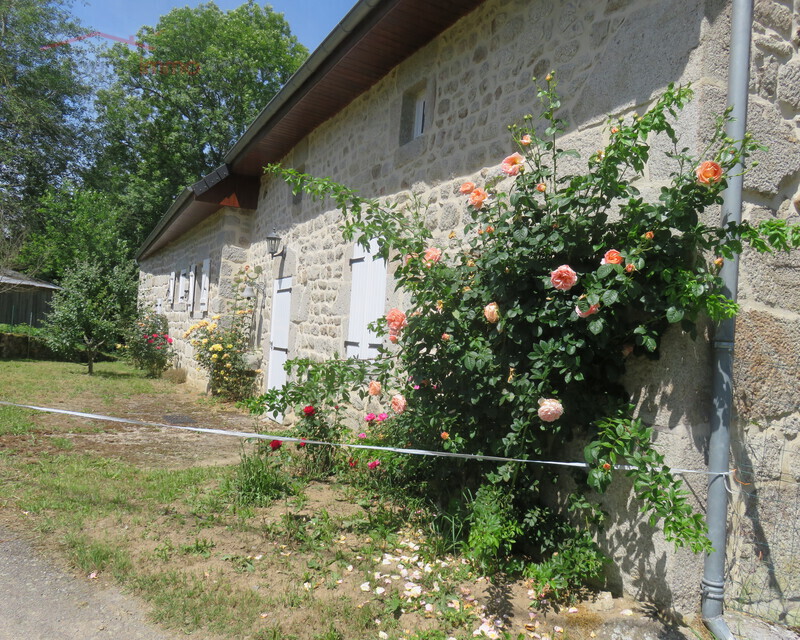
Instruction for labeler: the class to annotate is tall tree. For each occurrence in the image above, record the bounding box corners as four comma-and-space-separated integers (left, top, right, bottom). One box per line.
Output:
86, 1, 308, 248
0, 0, 91, 258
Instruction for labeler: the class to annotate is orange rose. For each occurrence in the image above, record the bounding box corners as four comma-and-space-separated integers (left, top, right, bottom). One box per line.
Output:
441, 431, 450, 440
460, 181, 476, 194
500, 152, 524, 176
386, 308, 407, 332
695, 161, 723, 185
536, 183, 546, 193
601, 249, 623, 265
468, 187, 489, 209
644, 231, 654, 240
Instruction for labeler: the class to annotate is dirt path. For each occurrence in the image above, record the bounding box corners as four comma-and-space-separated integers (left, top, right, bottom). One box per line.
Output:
0, 524, 187, 640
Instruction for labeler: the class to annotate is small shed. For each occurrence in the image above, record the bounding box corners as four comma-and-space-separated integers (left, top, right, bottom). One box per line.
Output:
0, 269, 60, 328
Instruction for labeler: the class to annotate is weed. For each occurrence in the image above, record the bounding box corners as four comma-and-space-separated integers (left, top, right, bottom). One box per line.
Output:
50, 436, 74, 450
221, 554, 255, 573
64, 533, 132, 579
180, 537, 216, 557
154, 539, 174, 562
0, 405, 37, 436
230, 447, 299, 506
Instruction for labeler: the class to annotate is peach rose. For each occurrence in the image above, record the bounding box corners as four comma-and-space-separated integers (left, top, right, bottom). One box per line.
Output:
625, 263, 636, 273
484, 302, 500, 323
391, 394, 407, 414
601, 249, 623, 265
501, 152, 525, 176
388, 333, 399, 343
644, 231, 654, 240
695, 161, 723, 185
441, 431, 450, 440
460, 181, 476, 194
537, 398, 563, 423
441, 333, 451, 341
386, 308, 407, 332
469, 187, 489, 209
550, 265, 578, 291
368, 380, 382, 396
574, 303, 600, 318
520, 134, 532, 146
536, 183, 546, 193
423, 247, 442, 264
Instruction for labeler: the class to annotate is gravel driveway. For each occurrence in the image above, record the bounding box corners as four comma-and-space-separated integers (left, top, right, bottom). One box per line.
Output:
0, 525, 185, 640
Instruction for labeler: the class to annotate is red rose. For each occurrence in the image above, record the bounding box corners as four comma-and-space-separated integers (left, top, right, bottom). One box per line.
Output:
303, 405, 315, 416
297, 439, 306, 448
270, 439, 282, 451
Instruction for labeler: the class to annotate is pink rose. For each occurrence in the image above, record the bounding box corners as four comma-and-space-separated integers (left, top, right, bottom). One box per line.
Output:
391, 394, 407, 414
537, 398, 563, 423
358, 432, 367, 439
423, 247, 442, 264
368, 380, 382, 396
377, 413, 388, 422
483, 302, 500, 323
468, 187, 489, 209
386, 308, 407, 332
575, 303, 600, 318
460, 181, 476, 194
365, 413, 376, 422
550, 265, 578, 291
367, 460, 381, 470
501, 152, 524, 176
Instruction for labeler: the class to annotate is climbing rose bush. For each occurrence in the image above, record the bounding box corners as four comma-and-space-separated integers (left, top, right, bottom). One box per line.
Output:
253, 78, 800, 593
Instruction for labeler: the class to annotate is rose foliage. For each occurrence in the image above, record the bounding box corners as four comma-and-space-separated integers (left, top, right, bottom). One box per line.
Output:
249, 80, 800, 592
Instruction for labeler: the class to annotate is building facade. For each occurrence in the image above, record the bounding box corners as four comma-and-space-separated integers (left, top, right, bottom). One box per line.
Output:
137, 0, 800, 620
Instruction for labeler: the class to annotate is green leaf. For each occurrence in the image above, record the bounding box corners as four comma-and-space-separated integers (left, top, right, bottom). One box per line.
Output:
601, 289, 619, 306
666, 307, 684, 323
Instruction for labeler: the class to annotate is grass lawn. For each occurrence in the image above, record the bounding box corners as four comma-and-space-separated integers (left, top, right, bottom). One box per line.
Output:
0, 359, 675, 640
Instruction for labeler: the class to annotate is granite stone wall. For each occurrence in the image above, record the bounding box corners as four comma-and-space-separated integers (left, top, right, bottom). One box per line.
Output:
138, 0, 800, 620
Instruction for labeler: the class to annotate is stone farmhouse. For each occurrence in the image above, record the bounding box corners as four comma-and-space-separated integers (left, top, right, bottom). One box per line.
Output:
137, 0, 800, 623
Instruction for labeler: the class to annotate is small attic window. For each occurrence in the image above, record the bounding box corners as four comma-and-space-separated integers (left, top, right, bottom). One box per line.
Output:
400, 82, 427, 145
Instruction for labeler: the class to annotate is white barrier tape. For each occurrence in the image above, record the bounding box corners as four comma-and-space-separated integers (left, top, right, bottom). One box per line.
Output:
0, 401, 728, 477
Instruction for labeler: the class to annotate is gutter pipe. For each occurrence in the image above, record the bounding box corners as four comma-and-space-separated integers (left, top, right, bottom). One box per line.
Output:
701, 0, 753, 638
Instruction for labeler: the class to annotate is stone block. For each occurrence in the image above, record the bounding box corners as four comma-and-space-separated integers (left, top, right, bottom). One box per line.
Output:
777, 60, 800, 110
573, 0, 703, 128
754, 0, 793, 36
743, 101, 800, 197
733, 309, 800, 422
738, 206, 800, 310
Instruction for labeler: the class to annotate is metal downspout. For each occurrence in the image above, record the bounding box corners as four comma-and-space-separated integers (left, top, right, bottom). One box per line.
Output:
701, 0, 753, 638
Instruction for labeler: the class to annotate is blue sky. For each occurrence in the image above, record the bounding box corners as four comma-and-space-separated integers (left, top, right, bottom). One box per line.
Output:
68, 0, 358, 53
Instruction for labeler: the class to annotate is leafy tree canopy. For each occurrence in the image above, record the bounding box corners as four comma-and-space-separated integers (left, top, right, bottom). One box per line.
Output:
85, 1, 308, 248
0, 0, 91, 257
17, 183, 129, 282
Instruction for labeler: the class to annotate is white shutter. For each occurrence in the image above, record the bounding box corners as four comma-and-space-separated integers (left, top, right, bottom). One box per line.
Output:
178, 269, 187, 307
199, 259, 210, 312
167, 272, 176, 308
346, 240, 386, 359
187, 264, 196, 312
267, 276, 293, 422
